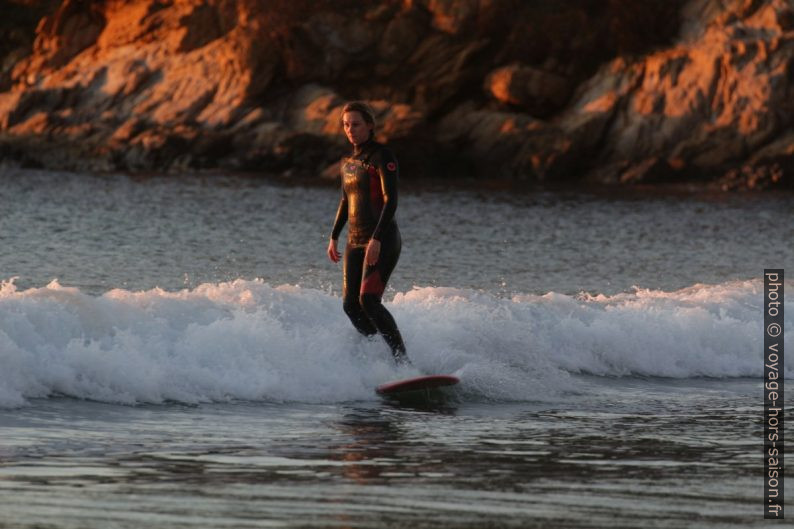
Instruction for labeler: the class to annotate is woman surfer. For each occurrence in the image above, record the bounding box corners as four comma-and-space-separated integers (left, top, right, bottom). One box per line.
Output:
326, 102, 409, 365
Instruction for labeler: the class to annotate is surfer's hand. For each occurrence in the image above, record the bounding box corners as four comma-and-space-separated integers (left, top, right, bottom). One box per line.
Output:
365, 238, 380, 266
327, 238, 340, 263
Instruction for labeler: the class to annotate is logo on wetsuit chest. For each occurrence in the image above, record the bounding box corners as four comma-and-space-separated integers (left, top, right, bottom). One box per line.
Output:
343, 159, 375, 186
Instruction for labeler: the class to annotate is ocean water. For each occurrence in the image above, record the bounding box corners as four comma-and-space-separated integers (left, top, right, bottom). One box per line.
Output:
0, 168, 791, 528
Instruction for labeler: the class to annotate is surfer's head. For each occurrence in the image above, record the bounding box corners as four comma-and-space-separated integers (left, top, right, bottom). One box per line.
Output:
342, 101, 375, 146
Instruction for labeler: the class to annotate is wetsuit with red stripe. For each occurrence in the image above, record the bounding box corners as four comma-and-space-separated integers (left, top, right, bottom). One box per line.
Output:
331, 137, 406, 362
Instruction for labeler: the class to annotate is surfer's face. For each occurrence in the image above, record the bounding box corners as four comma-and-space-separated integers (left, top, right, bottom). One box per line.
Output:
343, 111, 373, 146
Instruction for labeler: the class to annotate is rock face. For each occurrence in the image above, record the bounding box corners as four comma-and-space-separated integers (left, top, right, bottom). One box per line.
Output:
0, 0, 792, 189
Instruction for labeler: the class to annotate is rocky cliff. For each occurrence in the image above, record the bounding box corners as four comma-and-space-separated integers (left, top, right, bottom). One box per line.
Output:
0, 0, 792, 189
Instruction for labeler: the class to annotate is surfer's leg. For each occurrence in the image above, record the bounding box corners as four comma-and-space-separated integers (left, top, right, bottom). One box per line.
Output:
360, 229, 408, 363
342, 244, 378, 336
360, 293, 407, 361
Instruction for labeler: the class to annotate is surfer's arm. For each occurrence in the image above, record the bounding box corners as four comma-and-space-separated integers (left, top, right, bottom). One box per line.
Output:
371, 149, 398, 241
331, 189, 348, 240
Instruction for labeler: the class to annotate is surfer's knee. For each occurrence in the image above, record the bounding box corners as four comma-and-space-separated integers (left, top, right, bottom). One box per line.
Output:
359, 293, 381, 315
343, 297, 377, 336
342, 297, 360, 317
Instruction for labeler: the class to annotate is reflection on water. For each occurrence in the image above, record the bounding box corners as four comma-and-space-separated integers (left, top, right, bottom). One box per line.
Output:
0, 377, 766, 528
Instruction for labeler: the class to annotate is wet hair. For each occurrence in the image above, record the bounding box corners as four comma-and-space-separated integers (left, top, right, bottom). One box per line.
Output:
342, 101, 376, 134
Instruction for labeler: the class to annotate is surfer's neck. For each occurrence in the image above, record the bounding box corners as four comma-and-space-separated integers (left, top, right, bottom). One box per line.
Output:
353, 137, 375, 156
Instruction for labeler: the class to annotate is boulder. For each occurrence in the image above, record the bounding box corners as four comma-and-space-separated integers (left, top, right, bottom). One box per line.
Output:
484, 63, 573, 117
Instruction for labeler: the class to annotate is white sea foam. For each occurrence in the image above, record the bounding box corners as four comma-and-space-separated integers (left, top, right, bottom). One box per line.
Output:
0, 277, 783, 408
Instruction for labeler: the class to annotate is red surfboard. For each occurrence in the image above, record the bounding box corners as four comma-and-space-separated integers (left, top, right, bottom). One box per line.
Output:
376, 375, 460, 396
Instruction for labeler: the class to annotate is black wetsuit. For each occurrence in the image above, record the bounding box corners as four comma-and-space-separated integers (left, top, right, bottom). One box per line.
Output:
331, 137, 407, 362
